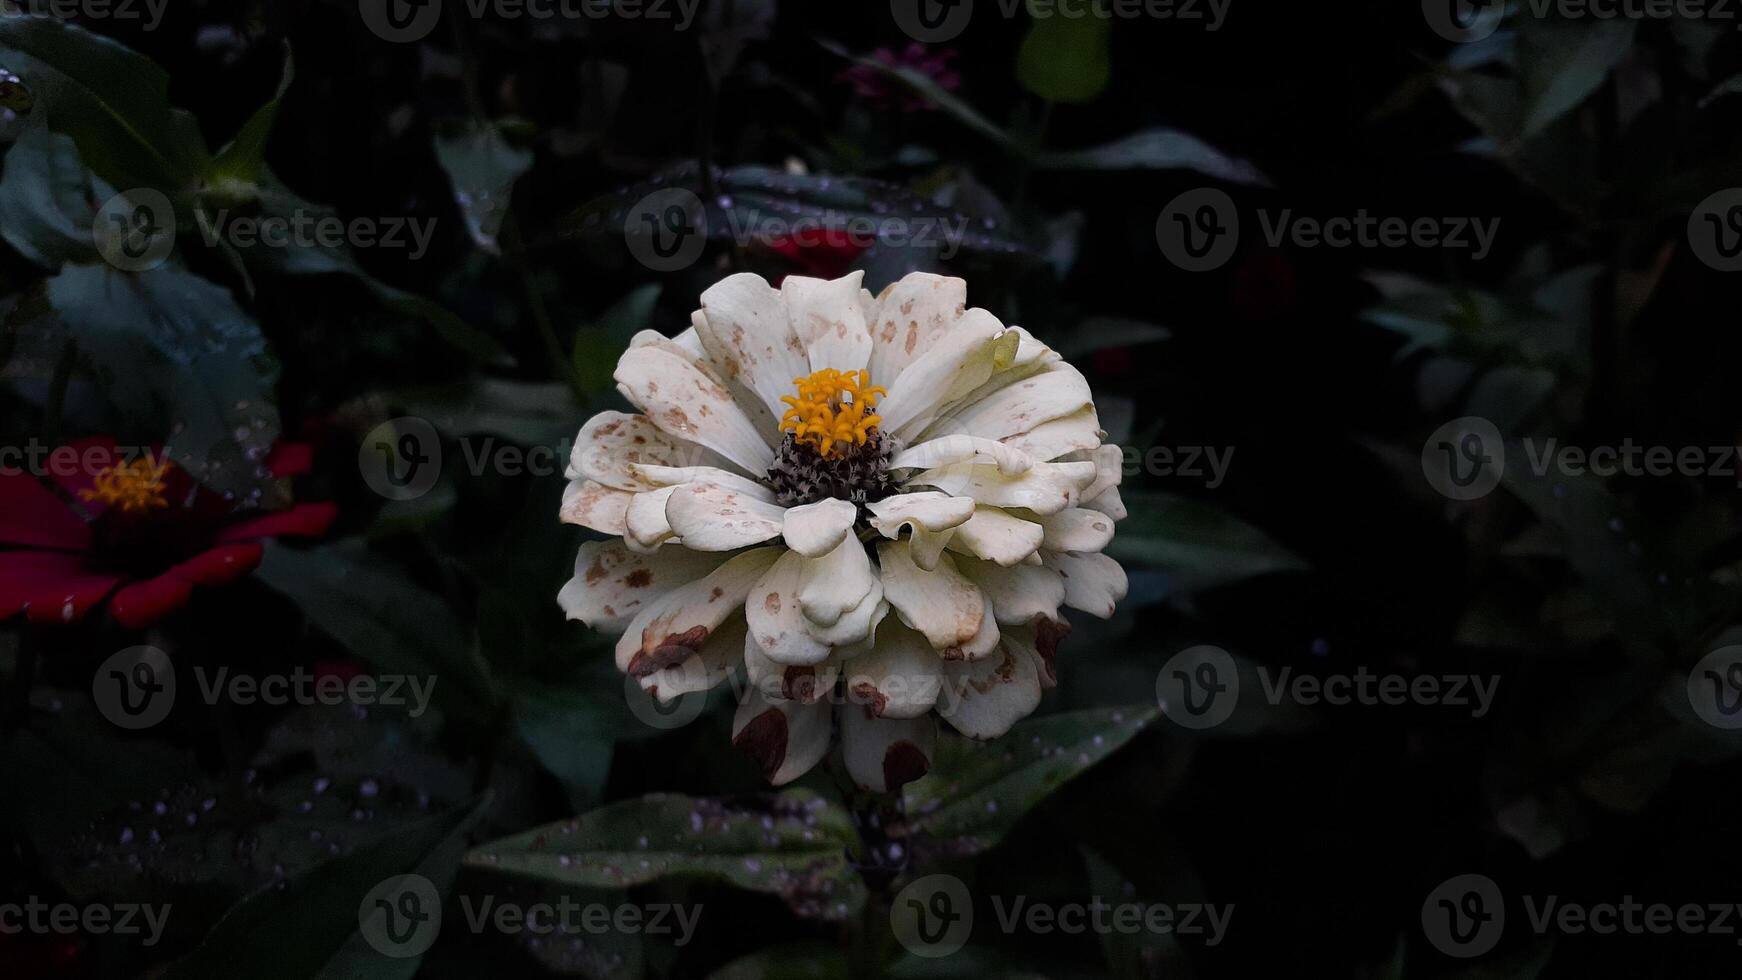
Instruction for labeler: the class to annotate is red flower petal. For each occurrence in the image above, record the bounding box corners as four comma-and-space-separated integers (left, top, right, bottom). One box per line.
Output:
0, 470, 90, 551
171, 542, 264, 586
217, 502, 339, 542
109, 574, 196, 630
265, 442, 315, 478
0, 552, 121, 624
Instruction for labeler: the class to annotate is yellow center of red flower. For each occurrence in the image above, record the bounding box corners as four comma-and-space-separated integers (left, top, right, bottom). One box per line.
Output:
779, 368, 886, 459
80, 455, 171, 515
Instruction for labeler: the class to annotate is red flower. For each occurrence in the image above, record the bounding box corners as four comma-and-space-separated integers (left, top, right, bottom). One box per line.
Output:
839, 43, 961, 112
766, 235, 869, 281
0, 436, 336, 629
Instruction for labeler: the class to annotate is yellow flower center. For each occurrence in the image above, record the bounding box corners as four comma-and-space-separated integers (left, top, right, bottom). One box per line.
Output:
80, 455, 171, 515
779, 368, 887, 459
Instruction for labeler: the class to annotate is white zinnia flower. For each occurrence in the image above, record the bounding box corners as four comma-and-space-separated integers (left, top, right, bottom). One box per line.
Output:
558, 271, 1127, 792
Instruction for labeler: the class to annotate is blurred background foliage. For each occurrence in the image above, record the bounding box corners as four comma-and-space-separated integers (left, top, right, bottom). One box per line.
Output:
1, 1, 1741, 977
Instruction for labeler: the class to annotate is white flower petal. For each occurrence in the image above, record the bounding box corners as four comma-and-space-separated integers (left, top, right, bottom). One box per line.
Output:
1038, 508, 1116, 554
557, 540, 727, 632
937, 637, 1042, 740
798, 534, 880, 629
877, 540, 986, 655
615, 345, 773, 474
627, 463, 772, 499
614, 548, 781, 675
1084, 485, 1128, 521
746, 550, 831, 666
782, 497, 860, 558
1045, 549, 1129, 620
890, 435, 1034, 476
733, 686, 832, 786
695, 272, 811, 422
568, 412, 690, 489
839, 624, 941, 719
665, 483, 788, 551
638, 615, 744, 703
866, 273, 966, 385
811, 590, 889, 648
744, 633, 840, 704
880, 310, 1020, 438
1000, 406, 1103, 461
1080, 444, 1124, 502
865, 492, 976, 571
783, 272, 873, 373
840, 707, 935, 793
559, 480, 631, 534
915, 460, 1096, 516
946, 506, 1045, 567
625, 486, 680, 553
955, 556, 1066, 627
926, 361, 1095, 445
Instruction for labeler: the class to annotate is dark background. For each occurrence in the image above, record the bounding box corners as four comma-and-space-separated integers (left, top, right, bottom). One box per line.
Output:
2, 0, 1741, 977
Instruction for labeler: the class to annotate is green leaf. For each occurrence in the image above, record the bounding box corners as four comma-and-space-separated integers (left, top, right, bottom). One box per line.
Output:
0, 120, 100, 268
241, 175, 511, 365
904, 705, 1156, 855
160, 797, 487, 980
1498, 448, 1722, 644
433, 121, 533, 256
501, 669, 621, 812
43, 262, 280, 495
1517, 17, 1636, 137
573, 284, 660, 399
1016, 6, 1111, 104
1035, 128, 1270, 186
1106, 491, 1307, 595
708, 943, 848, 979
255, 541, 499, 716
211, 47, 293, 186
0, 15, 211, 192
465, 790, 866, 921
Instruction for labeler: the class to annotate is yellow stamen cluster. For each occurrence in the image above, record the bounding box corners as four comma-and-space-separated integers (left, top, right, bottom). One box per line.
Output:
779, 368, 887, 459
80, 455, 171, 515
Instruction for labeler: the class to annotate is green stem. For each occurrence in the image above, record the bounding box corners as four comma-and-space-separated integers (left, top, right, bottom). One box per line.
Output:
502, 214, 583, 403
44, 338, 76, 451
